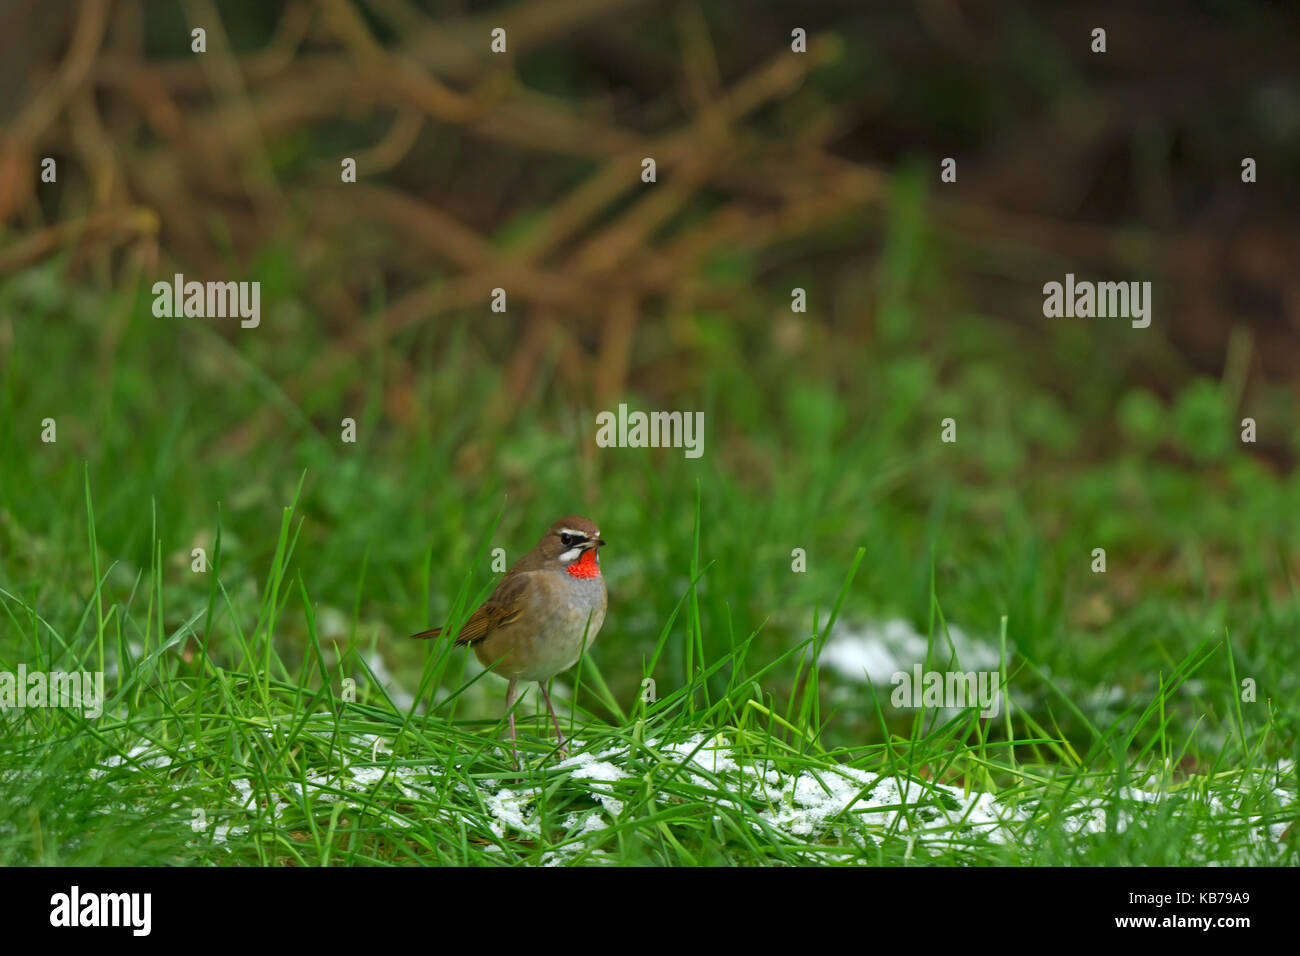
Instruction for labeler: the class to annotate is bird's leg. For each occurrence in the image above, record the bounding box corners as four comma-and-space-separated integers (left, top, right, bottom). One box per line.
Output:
538, 681, 568, 758
505, 678, 521, 767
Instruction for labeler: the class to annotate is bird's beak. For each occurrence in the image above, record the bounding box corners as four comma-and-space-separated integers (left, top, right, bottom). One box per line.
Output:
591, 537, 607, 548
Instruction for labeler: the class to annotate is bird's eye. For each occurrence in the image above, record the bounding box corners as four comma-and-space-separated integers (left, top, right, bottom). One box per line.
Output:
560, 533, 576, 547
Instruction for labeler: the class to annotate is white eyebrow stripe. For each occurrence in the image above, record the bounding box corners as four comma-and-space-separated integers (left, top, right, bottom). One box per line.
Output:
559, 528, 588, 537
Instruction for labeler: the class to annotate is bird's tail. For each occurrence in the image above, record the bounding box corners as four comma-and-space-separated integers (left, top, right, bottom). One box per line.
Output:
410, 625, 444, 640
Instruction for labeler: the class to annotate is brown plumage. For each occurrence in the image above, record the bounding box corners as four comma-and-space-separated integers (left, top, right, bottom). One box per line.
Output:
412, 515, 608, 763
409, 572, 529, 646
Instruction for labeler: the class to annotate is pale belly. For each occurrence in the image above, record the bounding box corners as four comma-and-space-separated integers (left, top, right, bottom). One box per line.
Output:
474, 576, 606, 683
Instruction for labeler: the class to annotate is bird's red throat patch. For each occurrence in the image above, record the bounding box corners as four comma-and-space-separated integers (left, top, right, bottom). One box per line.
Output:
566, 549, 601, 579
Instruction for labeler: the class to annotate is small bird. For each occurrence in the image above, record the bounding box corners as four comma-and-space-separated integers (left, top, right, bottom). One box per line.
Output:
413, 516, 607, 763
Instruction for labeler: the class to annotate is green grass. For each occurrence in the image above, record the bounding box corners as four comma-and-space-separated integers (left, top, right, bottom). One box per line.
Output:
1, 204, 1298, 864
0, 530, 1293, 864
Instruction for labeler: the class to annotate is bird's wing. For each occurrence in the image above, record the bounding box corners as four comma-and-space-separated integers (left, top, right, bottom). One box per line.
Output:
450, 572, 530, 646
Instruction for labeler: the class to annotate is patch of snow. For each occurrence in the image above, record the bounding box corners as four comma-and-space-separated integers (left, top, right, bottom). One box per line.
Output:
820, 618, 1003, 684
483, 787, 541, 838
557, 750, 629, 815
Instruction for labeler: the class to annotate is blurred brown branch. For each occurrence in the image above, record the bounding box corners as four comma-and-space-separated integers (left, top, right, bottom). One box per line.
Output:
3, 0, 1298, 455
